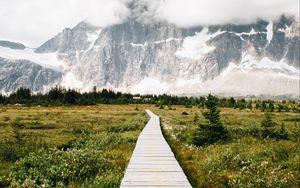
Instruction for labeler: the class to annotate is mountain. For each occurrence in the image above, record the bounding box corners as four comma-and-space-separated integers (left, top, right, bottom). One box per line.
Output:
0, 57, 62, 93
0, 14, 299, 98
0, 40, 26, 50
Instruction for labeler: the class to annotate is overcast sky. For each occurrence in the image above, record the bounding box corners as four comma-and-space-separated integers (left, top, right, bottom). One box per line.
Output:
0, 0, 298, 47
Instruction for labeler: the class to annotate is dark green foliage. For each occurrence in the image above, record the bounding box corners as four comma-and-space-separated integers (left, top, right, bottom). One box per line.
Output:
25, 123, 57, 130
261, 113, 289, 140
182, 111, 189, 115
277, 104, 284, 112
198, 96, 206, 108
261, 101, 267, 112
0, 87, 298, 113
237, 99, 246, 110
228, 97, 236, 108
283, 117, 300, 122
255, 100, 261, 109
261, 112, 277, 138
193, 94, 229, 146
246, 100, 253, 110
275, 123, 289, 140
0, 135, 46, 162
48, 86, 64, 102
64, 89, 78, 104
14, 88, 31, 102
0, 93, 4, 103
269, 101, 275, 112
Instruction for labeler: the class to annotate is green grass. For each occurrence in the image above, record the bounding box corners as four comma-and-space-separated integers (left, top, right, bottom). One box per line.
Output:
0, 105, 148, 187
150, 106, 300, 188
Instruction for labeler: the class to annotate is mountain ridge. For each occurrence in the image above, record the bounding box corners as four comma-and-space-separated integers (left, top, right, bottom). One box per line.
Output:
0, 15, 299, 98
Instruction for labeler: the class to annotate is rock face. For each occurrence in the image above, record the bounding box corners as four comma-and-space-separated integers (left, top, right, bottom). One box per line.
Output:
0, 40, 26, 50
0, 57, 62, 93
0, 14, 299, 97
35, 15, 299, 87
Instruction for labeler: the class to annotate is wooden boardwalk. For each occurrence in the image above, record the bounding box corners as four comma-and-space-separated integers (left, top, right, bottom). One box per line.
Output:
120, 110, 192, 188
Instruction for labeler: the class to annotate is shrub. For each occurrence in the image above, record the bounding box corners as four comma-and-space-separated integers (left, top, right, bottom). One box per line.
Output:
10, 118, 25, 128
182, 111, 189, 115
84, 172, 123, 188
25, 123, 57, 130
0, 140, 19, 162
10, 148, 104, 187
283, 117, 300, 122
0, 137, 47, 162
273, 123, 289, 140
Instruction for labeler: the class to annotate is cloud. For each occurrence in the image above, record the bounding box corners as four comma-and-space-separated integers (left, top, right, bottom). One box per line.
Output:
0, 0, 129, 47
154, 0, 299, 27
0, 0, 298, 47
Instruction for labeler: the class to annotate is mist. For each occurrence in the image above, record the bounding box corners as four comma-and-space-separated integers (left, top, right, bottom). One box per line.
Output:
0, 0, 298, 47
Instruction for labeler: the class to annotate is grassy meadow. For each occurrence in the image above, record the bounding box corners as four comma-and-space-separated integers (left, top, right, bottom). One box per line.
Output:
0, 104, 299, 187
150, 106, 300, 188
0, 105, 148, 187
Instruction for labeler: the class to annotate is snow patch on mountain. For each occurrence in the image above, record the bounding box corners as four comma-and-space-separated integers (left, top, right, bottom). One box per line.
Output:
154, 38, 182, 45
0, 46, 63, 71
241, 53, 299, 76
266, 22, 273, 43
175, 28, 221, 59
86, 29, 102, 50
130, 42, 148, 49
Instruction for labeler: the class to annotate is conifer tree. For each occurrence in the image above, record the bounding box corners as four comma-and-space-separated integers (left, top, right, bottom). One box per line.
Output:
193, 94, 229, 146
269, 101, 275, 112
261, 112, 276, 138
228, 97, 236, 108
261, 101, 267, 112
247, 100, 253, 110
276, 123, 289, 140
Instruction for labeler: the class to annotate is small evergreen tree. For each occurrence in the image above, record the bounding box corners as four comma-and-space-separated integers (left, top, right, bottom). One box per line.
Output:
228, 97, 236, 108
261, 101, 267, 112
237, 99, 246, 110
198, 96, 206, 108
193, 94, 229, 146
275, 123, 289, 140
277, 104, 284, 112
269, 101, 275, 112
0, 93, 3, 104
261, 112, 276, 138
246, 100, 253, 110
255, 100, 261, 110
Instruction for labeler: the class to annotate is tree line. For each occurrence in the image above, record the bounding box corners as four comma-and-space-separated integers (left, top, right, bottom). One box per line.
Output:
0, 87, 299, 112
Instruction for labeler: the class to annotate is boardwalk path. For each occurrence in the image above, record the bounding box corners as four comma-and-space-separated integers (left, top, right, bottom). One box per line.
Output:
120, 110, 192, 188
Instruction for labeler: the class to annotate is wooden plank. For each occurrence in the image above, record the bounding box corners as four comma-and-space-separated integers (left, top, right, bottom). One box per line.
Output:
120, 110, 192, 188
